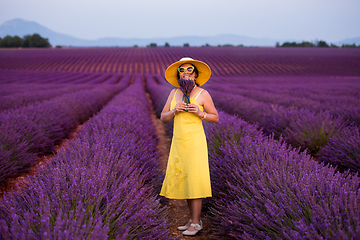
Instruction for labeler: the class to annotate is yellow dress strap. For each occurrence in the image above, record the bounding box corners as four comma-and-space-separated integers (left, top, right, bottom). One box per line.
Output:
194, 89, 204, 100
173, 89, 179, 100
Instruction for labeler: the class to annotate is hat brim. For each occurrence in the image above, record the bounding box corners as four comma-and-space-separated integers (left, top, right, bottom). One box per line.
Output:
165, 59, 211, 87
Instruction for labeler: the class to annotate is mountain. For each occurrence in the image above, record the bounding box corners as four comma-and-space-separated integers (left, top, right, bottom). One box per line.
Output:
1, 19, 358, 47
0, 18, 94, 46
0, 19, 282, 47
336, 37, 360, 45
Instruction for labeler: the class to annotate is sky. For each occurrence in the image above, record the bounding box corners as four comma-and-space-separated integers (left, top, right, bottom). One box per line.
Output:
1, 0, 360, 42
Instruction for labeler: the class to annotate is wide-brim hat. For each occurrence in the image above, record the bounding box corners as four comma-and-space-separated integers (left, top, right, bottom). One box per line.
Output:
165, 57, 211, 87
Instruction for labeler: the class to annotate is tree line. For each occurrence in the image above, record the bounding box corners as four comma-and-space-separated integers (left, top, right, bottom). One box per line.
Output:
0, 34, 51, 48
147, 41, 359, 48
276, 40, 360, 48
1, 34, 358, 48
146, 42, 244, 47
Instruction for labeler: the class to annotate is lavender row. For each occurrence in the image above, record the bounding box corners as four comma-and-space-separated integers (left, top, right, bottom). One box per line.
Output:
145, 74, 172, 118
0, 83, 129, 186
0, 69, 75, 84
209, 87, 348, 154
0, 69, 124, 84
0, 70, 89, 84
209, 76, 360, 97
207, 77, 360, 172
144, 74, 174, 138
1, 48, 359, 76
203, 111, 360, 239
206, 77, 360, 126
0, 83, 70, 96
0, 75, 170, 239
319, 125, 360, 173
208, 77, 360, 109
0, 85, 94, 112
207, 84, 360, 172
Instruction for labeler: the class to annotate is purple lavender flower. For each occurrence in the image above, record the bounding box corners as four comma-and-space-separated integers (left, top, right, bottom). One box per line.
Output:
178, 78, 195, 105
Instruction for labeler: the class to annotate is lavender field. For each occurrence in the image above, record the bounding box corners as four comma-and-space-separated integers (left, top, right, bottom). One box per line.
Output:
1, 47, 360, 239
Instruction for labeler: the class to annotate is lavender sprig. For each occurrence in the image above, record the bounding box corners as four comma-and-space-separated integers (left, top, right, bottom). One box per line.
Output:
178, 78, 195, 105
178, 78, 195, 95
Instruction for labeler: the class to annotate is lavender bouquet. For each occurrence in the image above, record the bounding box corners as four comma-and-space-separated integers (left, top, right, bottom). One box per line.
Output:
178, 78, 195, 108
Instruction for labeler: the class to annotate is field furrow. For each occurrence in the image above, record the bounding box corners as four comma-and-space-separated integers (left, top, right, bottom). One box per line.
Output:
0, 47, 359, 239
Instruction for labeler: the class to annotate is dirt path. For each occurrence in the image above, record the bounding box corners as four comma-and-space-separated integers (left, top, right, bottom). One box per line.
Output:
145, 92, 212, 240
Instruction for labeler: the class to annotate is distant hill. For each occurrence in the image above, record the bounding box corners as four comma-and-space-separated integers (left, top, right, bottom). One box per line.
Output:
336, 37, 360, 45
1, 18, 358, 47
0, 19, 282, 47
0, 19, 94, 46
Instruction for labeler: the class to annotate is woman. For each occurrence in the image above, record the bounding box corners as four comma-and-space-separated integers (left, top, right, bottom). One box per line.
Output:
160, 57, 219, 236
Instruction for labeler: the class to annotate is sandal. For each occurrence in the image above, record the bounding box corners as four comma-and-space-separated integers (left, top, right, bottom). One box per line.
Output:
177, 219, 192, 231
183, 220, 203, 236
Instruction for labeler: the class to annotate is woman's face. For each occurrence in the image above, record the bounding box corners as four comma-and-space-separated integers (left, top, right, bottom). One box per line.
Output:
179, 63, 196, 81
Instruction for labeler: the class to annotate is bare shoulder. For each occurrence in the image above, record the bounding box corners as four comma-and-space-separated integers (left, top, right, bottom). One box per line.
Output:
170, 88, 177, 96
167, 88, 178, 100
162, 88, 178, 112
199, 89, 212, 99
196, 88, 213, 106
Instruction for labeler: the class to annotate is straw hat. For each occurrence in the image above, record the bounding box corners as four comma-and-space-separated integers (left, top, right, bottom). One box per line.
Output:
165, 57, 211, 87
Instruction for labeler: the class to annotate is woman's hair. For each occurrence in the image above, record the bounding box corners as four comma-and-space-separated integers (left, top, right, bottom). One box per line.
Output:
177, 65, 200, 86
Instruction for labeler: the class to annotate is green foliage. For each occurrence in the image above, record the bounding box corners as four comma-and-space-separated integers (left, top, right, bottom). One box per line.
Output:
183, 43, 189, 47
221, 44, 235, 47
277, 40, 360, 48
215, 44, 244, 47
164, 42, 170, 47
317, 40, 329, 47
341, 43, 360, 48
23, 34, 51, 48
0, 33, 51, 48
298, 41, 315, 47
13, 36, 24, 47
278, 40, 332, 48
281, 42, 298, 47
0, 35, 24, 48
147, 43, 157, 47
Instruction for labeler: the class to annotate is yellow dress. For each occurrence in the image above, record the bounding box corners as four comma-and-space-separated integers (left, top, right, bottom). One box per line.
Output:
160, 89, 212, 199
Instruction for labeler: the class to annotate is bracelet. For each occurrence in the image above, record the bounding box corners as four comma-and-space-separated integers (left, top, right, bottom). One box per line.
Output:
173, 108, 176, 116
202, 112, 207, 119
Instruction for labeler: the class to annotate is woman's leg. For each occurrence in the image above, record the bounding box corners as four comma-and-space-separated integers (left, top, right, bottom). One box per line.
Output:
186, 198, 202, 231
186, 199, 192, 218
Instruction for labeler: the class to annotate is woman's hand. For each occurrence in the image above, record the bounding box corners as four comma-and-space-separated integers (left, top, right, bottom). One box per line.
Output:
174, 102, 188, 113
187, 104, 202, 116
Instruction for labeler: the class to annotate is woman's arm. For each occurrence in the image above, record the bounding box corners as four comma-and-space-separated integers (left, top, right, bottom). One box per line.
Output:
188, 90, 219, 123
200, 90, 219, 123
